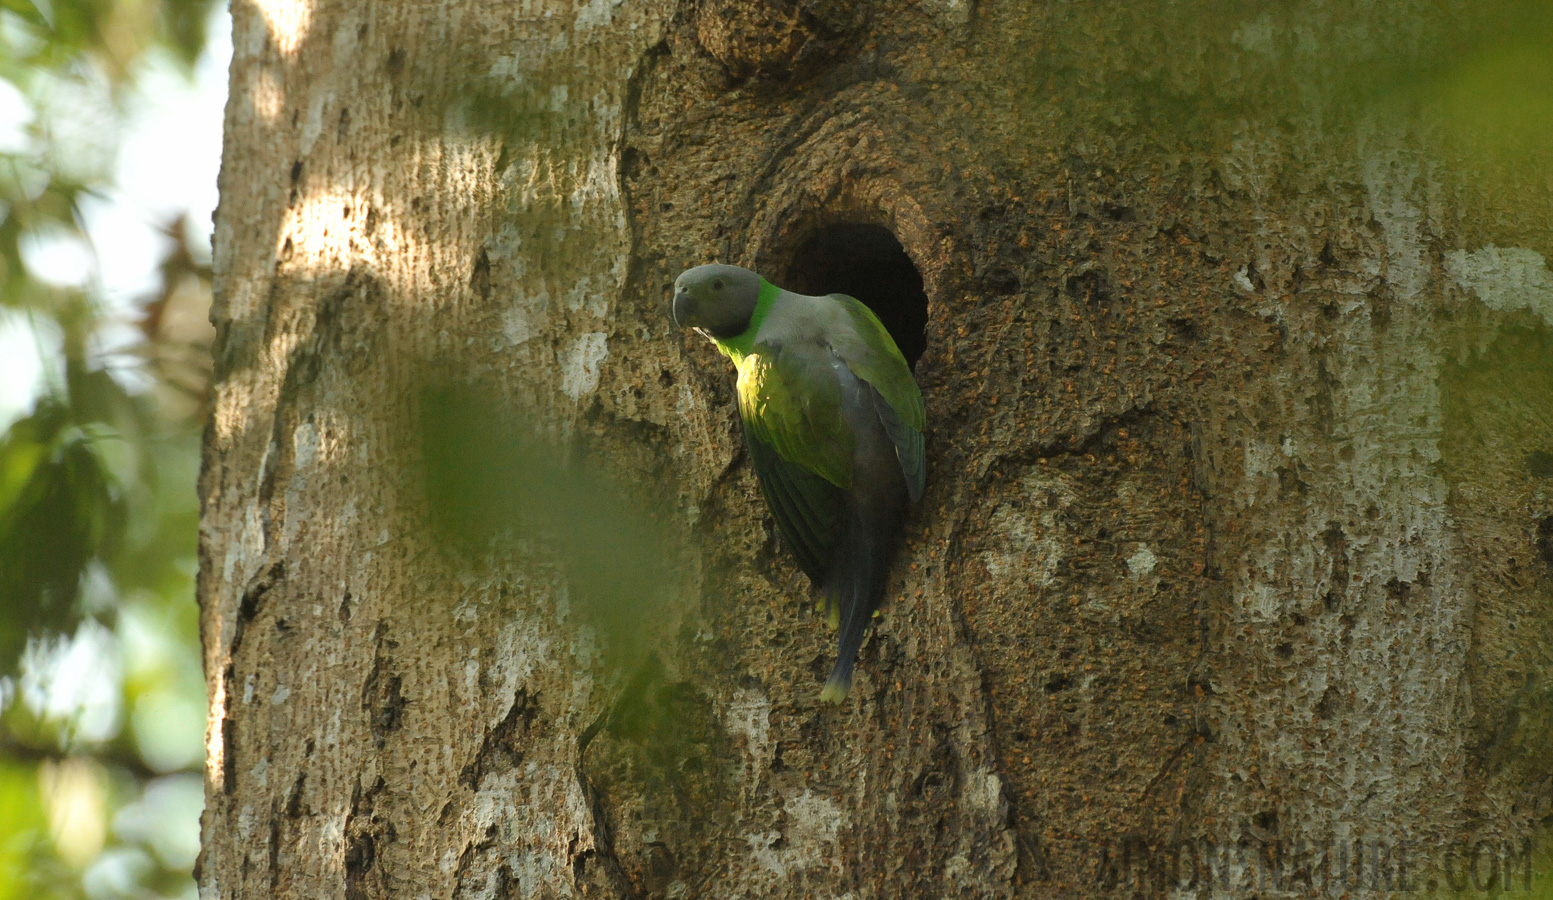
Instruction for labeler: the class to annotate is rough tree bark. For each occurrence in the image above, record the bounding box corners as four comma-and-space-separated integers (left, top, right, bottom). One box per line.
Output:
199, 0, 1553, 896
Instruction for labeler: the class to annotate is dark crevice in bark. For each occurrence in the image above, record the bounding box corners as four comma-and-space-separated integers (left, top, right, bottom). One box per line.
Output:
1011, 824, 1051, 885
268, 810, 281, 890
230, 561, 284, 660
285, 770, 308, 819
571, 757, 644, 899
220, 671, 237, 794
1139, 737, 1200, 805
256, 264, 386, 544
451, 824, 508, 899
460, 687, 540, 790
469, 247, 491, 303
908, 722, 958, 798
343, 777, 389, 900
1315, 684, 1340, 720
567, 660, 674, 900
1323, 522, 1350, 604
362, 622, 406, 747
577, 657, 664, 758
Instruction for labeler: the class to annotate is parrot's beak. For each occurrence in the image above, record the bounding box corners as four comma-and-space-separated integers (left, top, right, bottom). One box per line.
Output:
672, 291, 694, 329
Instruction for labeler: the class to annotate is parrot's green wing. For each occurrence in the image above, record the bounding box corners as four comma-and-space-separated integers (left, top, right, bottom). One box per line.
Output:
742, 424, 842, 583
870, 384, 925, 501
737, 342, 853, 582
737, 343, 854, 488
829, 295, 927, 502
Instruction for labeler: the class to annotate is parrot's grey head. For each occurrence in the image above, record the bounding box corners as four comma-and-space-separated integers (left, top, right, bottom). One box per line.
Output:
672, 264, 762, 340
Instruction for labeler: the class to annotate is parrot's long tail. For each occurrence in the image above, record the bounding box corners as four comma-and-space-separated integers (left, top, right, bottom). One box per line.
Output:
819, 498, 901, 704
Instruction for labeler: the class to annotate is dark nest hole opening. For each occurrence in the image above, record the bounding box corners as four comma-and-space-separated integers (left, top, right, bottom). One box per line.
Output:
780, 224, 928, 370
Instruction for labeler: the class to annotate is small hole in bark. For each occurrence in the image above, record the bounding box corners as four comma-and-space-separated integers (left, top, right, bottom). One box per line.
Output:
781, 224, 928, 370
1254, 809, 1279, 833
1315, 684, 1339, 719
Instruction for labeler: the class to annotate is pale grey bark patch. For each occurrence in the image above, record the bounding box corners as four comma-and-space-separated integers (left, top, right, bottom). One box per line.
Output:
1446, 245, 1553, 326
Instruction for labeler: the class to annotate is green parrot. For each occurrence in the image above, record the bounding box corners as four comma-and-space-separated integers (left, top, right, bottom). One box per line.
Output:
671, 263, 926, 703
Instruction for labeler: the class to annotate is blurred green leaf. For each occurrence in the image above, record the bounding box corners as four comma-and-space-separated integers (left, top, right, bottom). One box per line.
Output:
419, 381, 689, 669
1436, 39, 1553, 158
0, 759, 53, 900
0, 404, 126, 676
0, 0, 220, 896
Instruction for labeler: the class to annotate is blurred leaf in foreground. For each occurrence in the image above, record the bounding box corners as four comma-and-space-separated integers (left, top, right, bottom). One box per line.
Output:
419, 381, 690, 670
0, 403, 126, 678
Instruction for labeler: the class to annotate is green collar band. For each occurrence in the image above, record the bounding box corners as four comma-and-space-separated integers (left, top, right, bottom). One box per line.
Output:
712, 278, 780, 364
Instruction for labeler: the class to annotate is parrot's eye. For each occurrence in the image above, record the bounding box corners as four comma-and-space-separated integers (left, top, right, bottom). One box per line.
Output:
712, 279, 724, 290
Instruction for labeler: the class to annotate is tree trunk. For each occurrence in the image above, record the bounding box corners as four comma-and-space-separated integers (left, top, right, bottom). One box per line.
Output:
199, 0, 1553, 896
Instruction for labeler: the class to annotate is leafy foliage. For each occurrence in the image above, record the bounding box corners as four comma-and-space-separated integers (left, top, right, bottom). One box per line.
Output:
0, 400, 127, 673
0, 0, 222, 897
